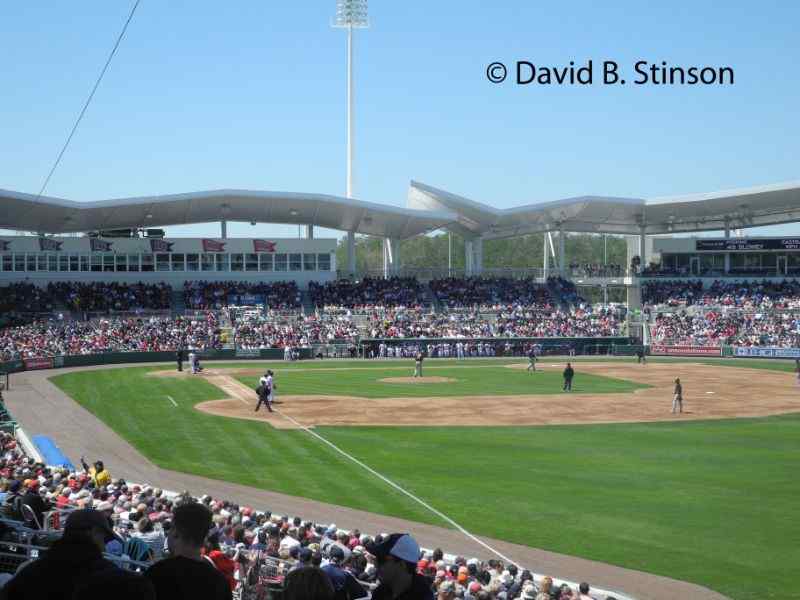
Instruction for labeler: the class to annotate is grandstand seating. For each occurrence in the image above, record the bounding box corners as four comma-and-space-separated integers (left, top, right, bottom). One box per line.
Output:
0, 427, 613, 600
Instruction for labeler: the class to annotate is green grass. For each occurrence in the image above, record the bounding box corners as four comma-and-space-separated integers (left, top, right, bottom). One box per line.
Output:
233, 362, 648, 398
50, 358, 800, 600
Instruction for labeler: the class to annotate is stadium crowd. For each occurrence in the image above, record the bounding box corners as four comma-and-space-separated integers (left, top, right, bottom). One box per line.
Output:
365, 307, 622, 339
651, 311, 800, 347
429, 277, 553, 311
0, 313, 221, 361
309, 277, 426, 312
184, 281, 301, 310
0, 431, 617, 599
643, 279, 800, 309
232, 313, 360, 349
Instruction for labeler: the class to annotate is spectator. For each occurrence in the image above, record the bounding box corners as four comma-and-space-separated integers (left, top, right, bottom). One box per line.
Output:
3, 509, 125, 599
80, 456, 111, 488
284, 566, 337, 600
144, 502, 232, 600
367, 533, 433, 600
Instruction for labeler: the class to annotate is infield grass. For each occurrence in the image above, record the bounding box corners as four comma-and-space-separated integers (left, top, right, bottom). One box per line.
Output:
50, 358, 800, 600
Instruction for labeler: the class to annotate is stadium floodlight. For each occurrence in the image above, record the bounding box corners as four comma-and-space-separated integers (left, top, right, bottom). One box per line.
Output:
332, 0, 369, 199
332, 0, 369, 28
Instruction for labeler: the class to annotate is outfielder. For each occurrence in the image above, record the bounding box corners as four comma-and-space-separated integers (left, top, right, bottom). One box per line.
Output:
672, 378, 683, 413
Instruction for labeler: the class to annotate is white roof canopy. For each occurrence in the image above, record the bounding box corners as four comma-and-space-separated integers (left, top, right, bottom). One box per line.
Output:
407, 180, 800, 238
0, 189, 457, 239
1, 179, 799, 240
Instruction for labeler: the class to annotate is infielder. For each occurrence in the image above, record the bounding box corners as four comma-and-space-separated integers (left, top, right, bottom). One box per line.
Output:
413, 351, 424, 378
256, 370, 275, 412
527, 347, 537, 372
672, 378, 683, 413
562, 362, 574, 392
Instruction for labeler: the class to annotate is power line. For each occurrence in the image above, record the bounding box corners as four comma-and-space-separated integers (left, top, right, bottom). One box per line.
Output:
37, 0, 142, 198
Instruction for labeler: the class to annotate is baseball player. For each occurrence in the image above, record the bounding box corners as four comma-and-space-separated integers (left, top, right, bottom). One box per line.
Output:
413, 351, 424, 378
527, 347, 537, 372
256, 370, 275, 412
563, 362, 574, 392
188, 350, 197, 374
672, 378, 683, 414
636, 348, 646, 365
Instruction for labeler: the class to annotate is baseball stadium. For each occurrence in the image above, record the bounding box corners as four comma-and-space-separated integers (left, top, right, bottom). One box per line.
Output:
1, 3, 799, 600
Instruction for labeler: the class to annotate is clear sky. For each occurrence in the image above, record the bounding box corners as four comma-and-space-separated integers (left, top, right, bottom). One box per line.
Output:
1, 1, 798, 238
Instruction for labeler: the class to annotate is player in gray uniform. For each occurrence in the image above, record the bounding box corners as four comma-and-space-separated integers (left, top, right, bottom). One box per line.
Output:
672, 378, 683, 413
413, 352, 424, 377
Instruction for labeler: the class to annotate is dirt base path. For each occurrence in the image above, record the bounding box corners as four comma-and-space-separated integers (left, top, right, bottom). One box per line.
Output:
4, 361, 733, 600
178, 362, 800, 428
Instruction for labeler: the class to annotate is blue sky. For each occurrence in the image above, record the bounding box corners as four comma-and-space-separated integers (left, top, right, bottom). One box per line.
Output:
1, 1, 798, 238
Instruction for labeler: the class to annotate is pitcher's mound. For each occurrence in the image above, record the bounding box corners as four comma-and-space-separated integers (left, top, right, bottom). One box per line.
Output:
379, 376, 456, 384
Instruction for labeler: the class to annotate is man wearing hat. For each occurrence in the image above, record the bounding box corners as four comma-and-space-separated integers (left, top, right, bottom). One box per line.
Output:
3, 508, 135, 599
367, 533, 434, 600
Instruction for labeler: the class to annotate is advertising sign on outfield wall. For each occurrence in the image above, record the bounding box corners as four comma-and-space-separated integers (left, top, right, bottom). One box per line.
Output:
22, 357, 54, 370
735, 347, 800, 358
651, 344, 722, 356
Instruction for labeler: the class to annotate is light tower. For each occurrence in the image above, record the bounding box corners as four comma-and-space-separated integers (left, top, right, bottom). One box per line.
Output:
332, 0, 368, 200
333, 0, 368, 277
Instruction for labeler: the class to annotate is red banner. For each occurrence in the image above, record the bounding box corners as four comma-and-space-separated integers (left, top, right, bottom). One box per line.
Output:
149, 239, 173, 252
253, 239, 276, 253
651, 344, 721, 357
202, 239, 226, 252
23, 357, 54, 370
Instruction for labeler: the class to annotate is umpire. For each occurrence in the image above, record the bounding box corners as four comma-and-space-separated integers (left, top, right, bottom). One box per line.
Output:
176, 347, 184, 372
563, 362, 574, 392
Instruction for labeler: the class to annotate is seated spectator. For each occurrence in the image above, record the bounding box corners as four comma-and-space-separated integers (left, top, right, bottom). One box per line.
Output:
144, 502, 232, 600
3, 509, 126, 600
284, 566, 336, 600
367, 533, 433, 600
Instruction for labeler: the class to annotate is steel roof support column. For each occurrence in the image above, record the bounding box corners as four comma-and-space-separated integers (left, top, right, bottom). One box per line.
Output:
464, 239, 474, 276
306, 225, 314, 239
474, 236, 483, 275
347, 231, 356, 277
221, 220, 227, 239
543, 232, 550, 280
558, 227, 566, 277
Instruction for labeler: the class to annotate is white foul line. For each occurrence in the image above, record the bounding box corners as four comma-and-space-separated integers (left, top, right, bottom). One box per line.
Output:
271, 406, 519, 566
166, 395, 178, 407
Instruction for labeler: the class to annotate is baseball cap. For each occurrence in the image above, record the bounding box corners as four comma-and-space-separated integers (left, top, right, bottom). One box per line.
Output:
366, 533, 420, 564
64, 509, 116, 542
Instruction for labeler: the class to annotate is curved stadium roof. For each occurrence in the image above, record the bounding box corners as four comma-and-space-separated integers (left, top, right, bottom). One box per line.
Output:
1, 180, 799, 239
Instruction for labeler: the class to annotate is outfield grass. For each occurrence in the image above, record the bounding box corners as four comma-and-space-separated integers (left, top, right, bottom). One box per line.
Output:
50, 359, 800, 600
233, 362, 648, 398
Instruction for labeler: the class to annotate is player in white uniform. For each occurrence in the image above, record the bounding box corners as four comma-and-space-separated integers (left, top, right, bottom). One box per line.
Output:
257, 370, 276, 411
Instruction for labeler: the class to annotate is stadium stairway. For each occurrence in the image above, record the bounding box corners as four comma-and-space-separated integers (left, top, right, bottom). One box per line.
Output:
301, 291, 316, 316
424, 282, 442, 313
171, 289, 186, 315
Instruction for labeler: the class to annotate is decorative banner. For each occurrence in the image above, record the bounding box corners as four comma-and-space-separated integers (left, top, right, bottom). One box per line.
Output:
253, 239, 276, 253
90, 239, 113, 252
0, 240, 9, 251
38, 238, 63, 251
202, 239, 226, 252
651, 344, 721, 357
149, 239, 174, 252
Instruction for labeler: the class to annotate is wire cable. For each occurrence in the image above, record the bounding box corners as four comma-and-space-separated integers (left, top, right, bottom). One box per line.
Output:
37, 0, 142, 198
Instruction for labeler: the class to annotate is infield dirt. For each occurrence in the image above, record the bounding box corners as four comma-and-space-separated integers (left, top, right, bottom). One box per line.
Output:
152, 362, 800, 429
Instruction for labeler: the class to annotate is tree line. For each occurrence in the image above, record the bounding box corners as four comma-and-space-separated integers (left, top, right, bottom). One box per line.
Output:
335, 232, 629, 274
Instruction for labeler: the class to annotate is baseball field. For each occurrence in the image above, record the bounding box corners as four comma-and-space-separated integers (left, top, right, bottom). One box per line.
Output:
51, 357, 800, 600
